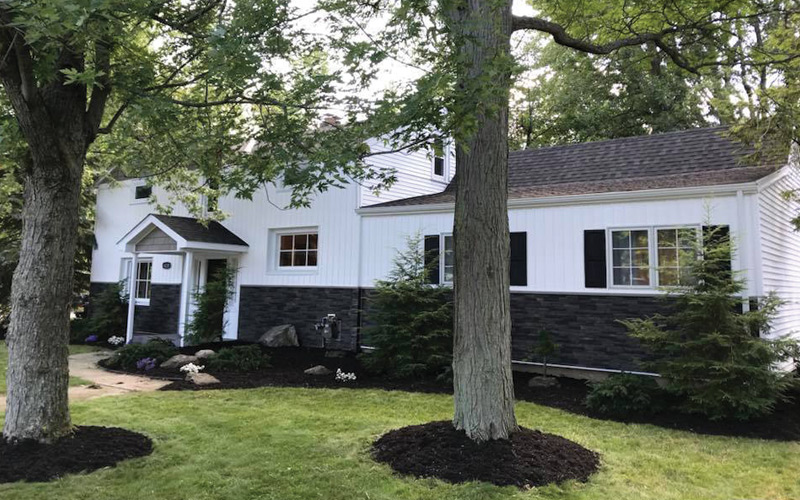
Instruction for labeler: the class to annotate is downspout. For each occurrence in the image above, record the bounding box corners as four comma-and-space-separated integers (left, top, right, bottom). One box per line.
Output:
736, 189, 750, 312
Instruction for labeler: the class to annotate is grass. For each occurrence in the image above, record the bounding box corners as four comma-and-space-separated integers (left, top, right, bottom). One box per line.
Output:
1, 387, 798, 500
0, 343, 100, 393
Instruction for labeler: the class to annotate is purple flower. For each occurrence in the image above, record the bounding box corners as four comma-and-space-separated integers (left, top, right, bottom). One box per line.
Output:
85, 335, 98, 343
136, 357, 157, 371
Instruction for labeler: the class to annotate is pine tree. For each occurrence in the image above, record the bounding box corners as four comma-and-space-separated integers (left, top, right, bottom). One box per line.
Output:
622, 226, 798, 420
361, 234, 453, 381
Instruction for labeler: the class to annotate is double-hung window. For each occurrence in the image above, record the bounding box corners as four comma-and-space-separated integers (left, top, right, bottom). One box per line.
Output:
656, 228, 699, 286
134, 260, 152, 303
442, 235, 454, 284
611, 229, 650, 286
431, 139, 448, 181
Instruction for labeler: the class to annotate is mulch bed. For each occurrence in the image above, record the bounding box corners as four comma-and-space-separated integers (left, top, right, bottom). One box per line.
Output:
106, 342, 800, 442
0, 426, 153, 483
372, 421, 599, 488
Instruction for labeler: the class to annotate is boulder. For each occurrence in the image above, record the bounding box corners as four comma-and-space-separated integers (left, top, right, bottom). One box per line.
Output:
528, 376, 559, 388
304, 365, 332, 376
195, 349, 216, 359
258, 324, 299, 347
186, 372, 221, 386
160, 354, 198, 371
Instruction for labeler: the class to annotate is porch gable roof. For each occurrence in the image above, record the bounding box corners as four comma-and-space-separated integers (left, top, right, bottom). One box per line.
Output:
117, 214, 249, 253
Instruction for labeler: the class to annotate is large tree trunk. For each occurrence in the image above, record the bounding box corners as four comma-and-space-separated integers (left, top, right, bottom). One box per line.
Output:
2, 147, 83, 442
450, 0, 517, 442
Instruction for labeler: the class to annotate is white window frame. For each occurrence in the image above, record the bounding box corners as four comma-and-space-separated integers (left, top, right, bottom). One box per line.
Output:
130, 182, 152, 205
430, 140, 450, 182
607, 225, 702, 289
440, 233, 454, 285
654, 225, 701, 287
269, 227, 319, 274
133, 259, 152, 306
608, 227, 652, 288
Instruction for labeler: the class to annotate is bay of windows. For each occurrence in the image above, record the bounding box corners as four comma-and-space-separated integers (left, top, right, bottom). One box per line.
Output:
610, 226, 699, 287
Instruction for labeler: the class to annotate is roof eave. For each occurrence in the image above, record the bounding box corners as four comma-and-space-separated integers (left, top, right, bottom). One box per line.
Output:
356, 180, 762, 217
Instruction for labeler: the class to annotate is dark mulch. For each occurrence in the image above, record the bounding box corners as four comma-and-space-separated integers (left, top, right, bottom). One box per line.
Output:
106, 342, 800, 442
372, 421, 599, 488
0, 426, 153, 483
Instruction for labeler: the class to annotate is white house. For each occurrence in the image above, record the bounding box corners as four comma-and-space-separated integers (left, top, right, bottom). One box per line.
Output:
89, 127, 800, 375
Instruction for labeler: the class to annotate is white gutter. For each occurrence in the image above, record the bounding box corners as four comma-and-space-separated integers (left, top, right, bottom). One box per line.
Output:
357, 180, 762, 217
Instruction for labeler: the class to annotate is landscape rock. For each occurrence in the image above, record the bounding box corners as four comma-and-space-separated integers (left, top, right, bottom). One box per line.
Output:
528, 376, 560, 388
194, 349, 216, 359
259, 324, 299, 347
186, 372, 221, 386
160, 354, 198, 371
304, 365, 332, 376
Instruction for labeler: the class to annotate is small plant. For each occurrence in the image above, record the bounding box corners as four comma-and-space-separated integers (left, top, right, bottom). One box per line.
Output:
104, 339, 178, 371
205, 345, 270, 372
335, 368, 357, 382
532, 329, 558, 377
360, 234, 454, 381
136, 357, 157, 371
108, 335, 126, 346
180, 363, 205, 375
85, 334, 99, 343
585, 374, 666, 418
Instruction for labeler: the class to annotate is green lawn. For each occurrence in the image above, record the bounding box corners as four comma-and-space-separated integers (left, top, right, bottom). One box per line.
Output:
1, 387, 798, 500
0, 343, 99, 393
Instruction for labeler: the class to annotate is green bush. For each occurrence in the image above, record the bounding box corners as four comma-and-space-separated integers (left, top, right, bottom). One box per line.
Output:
104, 339, 178, 371
585, 374, 666, 417
85, 281, 128, 342
622, 225, 799, 420
186, 265, 236, 345
205, 345, 270, 372
360, 234, 453, 381
69, 317, 93, 344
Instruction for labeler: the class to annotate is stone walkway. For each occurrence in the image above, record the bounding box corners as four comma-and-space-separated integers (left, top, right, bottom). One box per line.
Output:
0, 350, 171, 411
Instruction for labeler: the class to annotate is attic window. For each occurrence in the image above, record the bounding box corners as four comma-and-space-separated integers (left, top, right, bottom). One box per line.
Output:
431, 139, 446, 179
134, 185, 152, 200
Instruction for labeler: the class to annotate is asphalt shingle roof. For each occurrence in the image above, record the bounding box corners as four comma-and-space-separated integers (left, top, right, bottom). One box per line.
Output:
152, 214, 248, 247
367, 127, 783, 208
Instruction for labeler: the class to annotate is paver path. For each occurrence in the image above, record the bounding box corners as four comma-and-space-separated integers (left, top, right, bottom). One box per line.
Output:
0, 350, 171, 411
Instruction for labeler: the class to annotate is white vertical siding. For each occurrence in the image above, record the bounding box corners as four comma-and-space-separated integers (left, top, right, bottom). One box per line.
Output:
217, 183, 361, 287
359, 193, 754, 295
758, 167, 800, 339
359, 139, 455, 207
91, 180, 190, 283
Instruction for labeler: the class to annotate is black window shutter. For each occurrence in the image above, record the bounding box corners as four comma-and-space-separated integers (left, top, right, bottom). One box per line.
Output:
584, 230, 607, 288
424, 235, 440, 285
509, 232, 527, 286
702, 225, 732, 278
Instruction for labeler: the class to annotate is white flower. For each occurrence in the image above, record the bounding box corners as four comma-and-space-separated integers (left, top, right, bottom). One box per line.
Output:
335, 368, 357, 382
180, 363, 205, 374
108, 336, 126, 346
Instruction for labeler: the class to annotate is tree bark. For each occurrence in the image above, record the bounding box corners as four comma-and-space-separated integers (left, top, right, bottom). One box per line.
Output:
450, 0, 518, 442
2, 145, 83, 443
0, 38, 89, 441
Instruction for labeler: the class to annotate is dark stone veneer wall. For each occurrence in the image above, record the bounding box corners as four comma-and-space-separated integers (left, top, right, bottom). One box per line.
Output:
90, 281, 669, 371
509, 292, 668, 372
238, 285, 360, 351
88, 282, 181, 335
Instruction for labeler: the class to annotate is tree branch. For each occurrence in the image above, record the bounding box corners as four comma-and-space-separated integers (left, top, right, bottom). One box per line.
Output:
86, 40, 112, 140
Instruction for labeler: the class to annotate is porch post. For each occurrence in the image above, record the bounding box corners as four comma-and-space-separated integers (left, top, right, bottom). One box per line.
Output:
125, 253, 138, 343
177, 250, 194, 347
